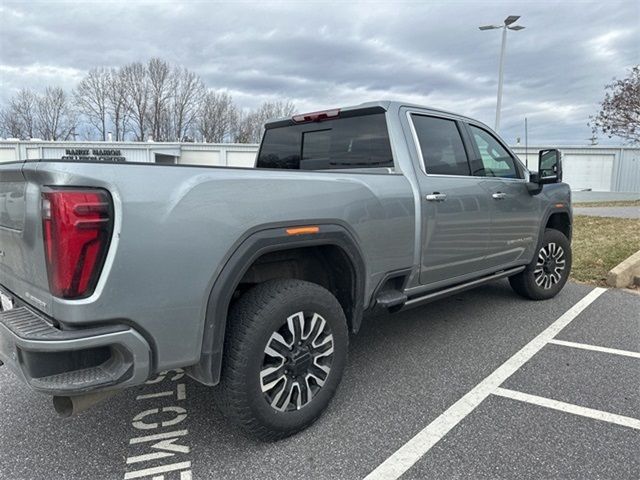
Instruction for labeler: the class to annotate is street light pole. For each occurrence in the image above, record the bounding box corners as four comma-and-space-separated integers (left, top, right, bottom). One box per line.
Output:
495, 25, 508, 131
479, 15, 525, 132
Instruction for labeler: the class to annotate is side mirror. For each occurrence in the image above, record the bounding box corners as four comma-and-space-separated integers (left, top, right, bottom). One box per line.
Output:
538, 149, 562, 184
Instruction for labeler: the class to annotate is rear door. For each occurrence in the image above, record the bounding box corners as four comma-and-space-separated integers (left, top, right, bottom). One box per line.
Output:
407, 113, 491, 286
465, 123, 539, 268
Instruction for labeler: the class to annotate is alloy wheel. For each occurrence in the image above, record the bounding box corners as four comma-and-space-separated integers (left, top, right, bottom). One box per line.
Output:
260, 311, 334, 412
534, 242, 566, 289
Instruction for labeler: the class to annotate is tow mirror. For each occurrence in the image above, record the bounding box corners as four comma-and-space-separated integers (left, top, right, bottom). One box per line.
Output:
537, 149, 562, 184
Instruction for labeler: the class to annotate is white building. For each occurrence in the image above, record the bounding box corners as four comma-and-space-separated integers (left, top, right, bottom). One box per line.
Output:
0, 140, 258, 168
1, 140, 638, 194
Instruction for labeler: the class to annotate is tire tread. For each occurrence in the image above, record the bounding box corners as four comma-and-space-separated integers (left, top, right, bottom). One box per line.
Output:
214, 279, 346, 441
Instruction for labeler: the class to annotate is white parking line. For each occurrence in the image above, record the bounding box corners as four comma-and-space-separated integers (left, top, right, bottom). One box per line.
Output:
493, 387, 640, 430
547, 338, 640, 359
363, 287, 607, 480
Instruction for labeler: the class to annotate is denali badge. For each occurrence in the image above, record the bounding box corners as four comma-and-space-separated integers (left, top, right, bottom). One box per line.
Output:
24, 292, 47, 309
506, 236, 533, 245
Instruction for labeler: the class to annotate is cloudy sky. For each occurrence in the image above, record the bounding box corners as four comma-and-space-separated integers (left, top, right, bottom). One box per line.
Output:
0, 0, 638, 144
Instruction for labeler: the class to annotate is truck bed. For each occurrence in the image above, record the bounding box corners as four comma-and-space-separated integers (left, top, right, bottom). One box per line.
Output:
0, 160, 416, 370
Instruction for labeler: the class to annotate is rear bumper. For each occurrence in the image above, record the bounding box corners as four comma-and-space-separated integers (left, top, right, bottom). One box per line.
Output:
0, 295, 151, 396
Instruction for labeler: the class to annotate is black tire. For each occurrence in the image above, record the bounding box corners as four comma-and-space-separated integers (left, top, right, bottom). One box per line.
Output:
214, 279, 348, 441
509, 228, 572, 300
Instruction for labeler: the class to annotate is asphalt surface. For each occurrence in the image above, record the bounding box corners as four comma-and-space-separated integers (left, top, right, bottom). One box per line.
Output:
573, 206, 640, 219
1, 282, 638, 480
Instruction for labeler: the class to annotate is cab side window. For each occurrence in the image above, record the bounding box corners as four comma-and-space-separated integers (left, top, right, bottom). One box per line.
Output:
411, 115, 471, 176
469, 125, 520, 179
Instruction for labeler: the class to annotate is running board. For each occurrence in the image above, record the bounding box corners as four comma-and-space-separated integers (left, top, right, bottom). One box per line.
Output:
376, 290, 408, 309
401, 266, 525, 310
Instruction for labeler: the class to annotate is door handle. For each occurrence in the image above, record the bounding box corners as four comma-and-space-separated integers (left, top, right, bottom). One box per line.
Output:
492, 192, 507, 200
426, 192, 447, 202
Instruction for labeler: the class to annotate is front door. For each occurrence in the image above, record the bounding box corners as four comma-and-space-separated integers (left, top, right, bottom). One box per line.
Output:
466, 124, 539, 268
408, 113, 492, 286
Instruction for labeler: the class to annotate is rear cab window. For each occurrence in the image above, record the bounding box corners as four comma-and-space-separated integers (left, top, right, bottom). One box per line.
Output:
257, 109, 394, 171
410, 114, 471, 176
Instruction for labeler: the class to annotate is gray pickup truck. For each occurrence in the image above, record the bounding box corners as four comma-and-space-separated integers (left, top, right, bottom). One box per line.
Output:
0, 101, 571, 440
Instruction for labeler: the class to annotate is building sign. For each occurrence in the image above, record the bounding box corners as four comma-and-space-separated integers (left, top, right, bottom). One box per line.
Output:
61, 148, 126, 162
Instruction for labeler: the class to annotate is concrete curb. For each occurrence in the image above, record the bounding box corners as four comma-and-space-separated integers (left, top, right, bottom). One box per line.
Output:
607, 250, 640, 288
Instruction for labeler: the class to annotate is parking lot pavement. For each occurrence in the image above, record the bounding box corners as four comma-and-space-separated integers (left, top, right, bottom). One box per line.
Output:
573, 206, 640, 219
1, 281, 638, 480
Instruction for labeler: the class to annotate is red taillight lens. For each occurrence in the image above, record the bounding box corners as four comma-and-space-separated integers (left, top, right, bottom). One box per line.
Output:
42, 188, 113, 299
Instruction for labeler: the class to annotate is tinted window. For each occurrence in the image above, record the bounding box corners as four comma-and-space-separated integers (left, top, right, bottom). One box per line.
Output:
469, 125, 520, 179
411, 115, 470, 176
257, 113, 393, 170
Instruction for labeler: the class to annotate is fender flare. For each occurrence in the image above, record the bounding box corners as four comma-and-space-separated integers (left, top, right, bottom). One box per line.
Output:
537, 206, 572, 249
187, 221, 366, 386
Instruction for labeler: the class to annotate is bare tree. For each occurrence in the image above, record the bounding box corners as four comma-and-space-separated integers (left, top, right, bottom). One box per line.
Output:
257, 100, 296, 123
75, 67, 110, 140
197, 90, 237, 142
1, 89, 41, 139
1, 58, 295, 144
147, 58, 173, 141
123, 62, 150, 141
13, 89, 39, 139
0, 107, 24, 138
106, 67, 131, 141
36, 87, 78, 140
171, 67, 205, 141
233, 100, 296, 143
232, 110, 260, 143
591, 65, 640, 144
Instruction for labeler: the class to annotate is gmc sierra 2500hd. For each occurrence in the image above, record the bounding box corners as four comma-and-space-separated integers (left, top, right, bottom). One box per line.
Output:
0, 101, 571, 440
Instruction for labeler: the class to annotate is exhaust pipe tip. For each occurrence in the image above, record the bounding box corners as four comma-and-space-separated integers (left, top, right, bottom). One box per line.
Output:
52, 396, 74, 417
53, 390, 118, 417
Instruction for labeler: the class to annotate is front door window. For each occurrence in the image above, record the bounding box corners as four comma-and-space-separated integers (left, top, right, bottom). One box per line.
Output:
469, 125, 520, 179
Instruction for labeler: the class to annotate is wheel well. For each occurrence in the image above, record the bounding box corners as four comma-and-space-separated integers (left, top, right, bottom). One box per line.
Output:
232, 245, 357, 330
545, 212, 571, 240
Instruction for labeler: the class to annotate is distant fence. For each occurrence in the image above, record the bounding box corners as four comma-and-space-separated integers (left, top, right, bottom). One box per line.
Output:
1, 140, 638, 193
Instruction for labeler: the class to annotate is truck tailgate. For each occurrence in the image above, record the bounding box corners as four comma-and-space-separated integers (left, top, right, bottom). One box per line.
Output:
0, 162, 52, 314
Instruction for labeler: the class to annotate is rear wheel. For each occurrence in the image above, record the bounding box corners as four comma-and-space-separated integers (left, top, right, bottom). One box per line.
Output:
214, 279, 348, 441
509, 228, 572, 300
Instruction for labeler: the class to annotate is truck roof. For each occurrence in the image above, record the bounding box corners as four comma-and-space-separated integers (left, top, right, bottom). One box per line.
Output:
264, 100, 490, 131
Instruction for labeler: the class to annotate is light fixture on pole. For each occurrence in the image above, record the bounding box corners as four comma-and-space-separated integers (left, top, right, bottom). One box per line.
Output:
479, 15, 525, 131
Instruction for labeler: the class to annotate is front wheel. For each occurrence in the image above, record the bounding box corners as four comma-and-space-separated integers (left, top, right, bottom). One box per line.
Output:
214, 279, 348, 441
509, 228, 572, 300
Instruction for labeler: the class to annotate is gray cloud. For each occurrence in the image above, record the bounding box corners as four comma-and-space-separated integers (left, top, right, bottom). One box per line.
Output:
1, 0, 638, 144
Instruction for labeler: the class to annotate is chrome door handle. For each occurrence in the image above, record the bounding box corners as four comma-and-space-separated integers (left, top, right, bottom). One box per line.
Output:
426, 193, 447, 202
492, 192, 507, 200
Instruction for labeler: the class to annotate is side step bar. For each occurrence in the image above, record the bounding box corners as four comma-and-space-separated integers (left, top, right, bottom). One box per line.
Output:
376, 290, 408, 309
401, 266, 525, 311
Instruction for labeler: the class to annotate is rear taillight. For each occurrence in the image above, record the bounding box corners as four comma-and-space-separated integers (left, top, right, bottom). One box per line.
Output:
41, 188, 113, 299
